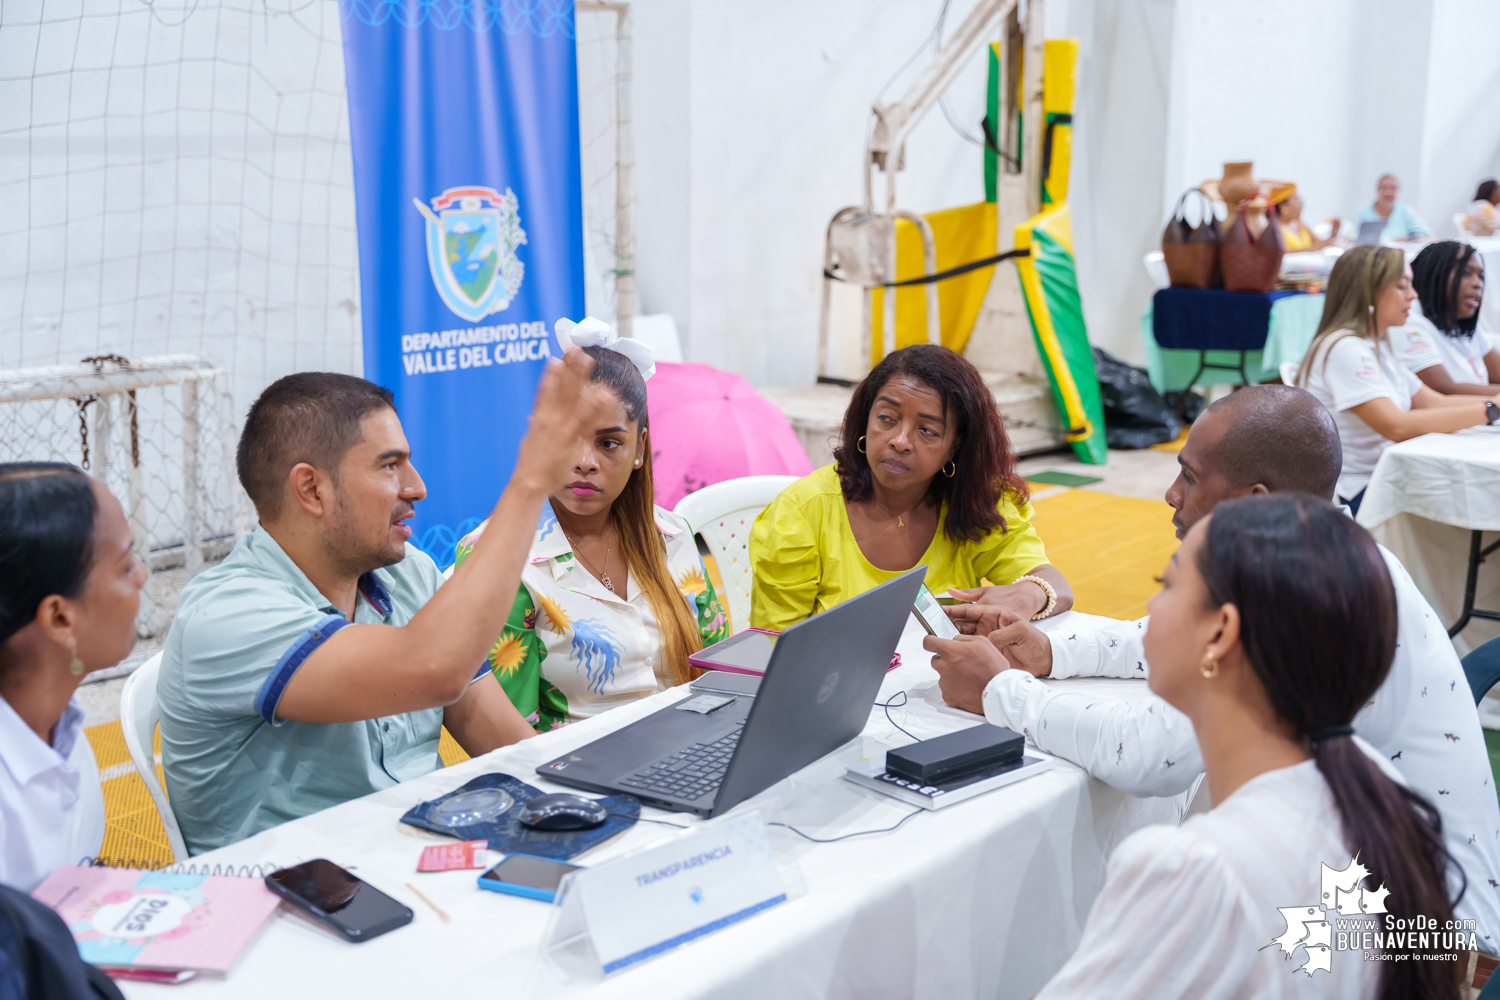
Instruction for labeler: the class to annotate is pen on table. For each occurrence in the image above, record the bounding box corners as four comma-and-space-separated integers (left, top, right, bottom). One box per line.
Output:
406, 882, 451, 922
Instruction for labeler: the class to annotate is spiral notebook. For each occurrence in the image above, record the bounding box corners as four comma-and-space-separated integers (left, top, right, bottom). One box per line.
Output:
31, 865, 281, 974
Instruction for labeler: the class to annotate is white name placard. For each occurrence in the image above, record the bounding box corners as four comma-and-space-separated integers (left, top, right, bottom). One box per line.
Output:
573, 810, 787, 974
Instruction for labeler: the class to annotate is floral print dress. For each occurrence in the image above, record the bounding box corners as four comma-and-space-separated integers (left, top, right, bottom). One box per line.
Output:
454, 501, 729, 730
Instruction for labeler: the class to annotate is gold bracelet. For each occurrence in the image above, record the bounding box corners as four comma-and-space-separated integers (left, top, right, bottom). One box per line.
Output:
1017, 574, 1057, 620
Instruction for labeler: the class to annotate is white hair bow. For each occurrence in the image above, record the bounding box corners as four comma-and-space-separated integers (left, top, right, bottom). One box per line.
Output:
554, 317, 656, 381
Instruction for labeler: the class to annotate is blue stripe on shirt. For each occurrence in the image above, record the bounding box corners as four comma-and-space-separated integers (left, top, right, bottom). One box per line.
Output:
254, 614, 351, 725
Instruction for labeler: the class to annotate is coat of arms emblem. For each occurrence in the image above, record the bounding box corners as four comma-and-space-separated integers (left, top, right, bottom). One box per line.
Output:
413, 186, 527, 322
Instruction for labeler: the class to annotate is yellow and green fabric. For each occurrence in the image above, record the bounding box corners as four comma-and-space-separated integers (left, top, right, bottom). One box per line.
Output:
1008, 38, 1106, 464
1016, 204, 1107, 463
869, 201, 999, 363
454, 501, 729, 730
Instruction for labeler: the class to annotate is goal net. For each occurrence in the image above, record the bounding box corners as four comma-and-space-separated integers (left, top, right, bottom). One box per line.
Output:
0, 0, 631, 645
0, 356, 244, 639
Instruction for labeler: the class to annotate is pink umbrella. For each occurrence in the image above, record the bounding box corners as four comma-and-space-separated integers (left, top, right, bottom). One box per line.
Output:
646, 362, 814, 509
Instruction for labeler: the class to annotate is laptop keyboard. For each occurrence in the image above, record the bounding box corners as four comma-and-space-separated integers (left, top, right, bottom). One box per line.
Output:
618, 725, 744, 801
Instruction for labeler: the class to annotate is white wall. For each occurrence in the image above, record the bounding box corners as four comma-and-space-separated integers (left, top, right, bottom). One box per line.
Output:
1416, 0, 1500, 235
1048, 0, 1175, 365
633, 0, 997, 386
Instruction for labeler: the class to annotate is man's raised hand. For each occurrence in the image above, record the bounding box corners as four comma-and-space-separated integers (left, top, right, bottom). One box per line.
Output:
513, 348, 602, 496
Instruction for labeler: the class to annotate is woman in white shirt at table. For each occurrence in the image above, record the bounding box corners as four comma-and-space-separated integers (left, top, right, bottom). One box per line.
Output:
1390, 240, 1500, 393
1296, 244, 1500, 515
1036, 494, 1461, 1000
0, 464, 147, 890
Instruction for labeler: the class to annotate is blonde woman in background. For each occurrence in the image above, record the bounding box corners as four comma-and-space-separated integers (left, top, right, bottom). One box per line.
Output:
1297, 244, 1500, 514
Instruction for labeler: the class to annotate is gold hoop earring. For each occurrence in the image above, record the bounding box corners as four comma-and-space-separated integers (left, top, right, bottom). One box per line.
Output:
66, 635, 85, 676
1200, 650, 1218, 679
942, 461, 956, 478
857, 436, 867, 454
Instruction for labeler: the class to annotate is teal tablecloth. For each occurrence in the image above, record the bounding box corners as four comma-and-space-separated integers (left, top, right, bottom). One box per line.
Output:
1140, 292, 1325, 393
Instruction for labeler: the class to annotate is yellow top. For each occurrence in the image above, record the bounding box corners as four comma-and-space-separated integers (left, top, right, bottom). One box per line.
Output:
1281, 222, 1314, 251
748, 464, 1048, 632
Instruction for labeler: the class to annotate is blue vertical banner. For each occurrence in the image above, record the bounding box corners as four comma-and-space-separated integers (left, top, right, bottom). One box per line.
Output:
339, 0, 584, 565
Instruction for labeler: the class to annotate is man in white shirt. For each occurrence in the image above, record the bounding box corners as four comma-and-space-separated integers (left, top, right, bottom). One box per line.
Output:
926, 384, 1500, 946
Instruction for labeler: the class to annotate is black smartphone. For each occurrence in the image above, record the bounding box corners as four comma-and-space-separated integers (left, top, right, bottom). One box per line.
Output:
477, 854, 582, 903
266, 859, 413, 943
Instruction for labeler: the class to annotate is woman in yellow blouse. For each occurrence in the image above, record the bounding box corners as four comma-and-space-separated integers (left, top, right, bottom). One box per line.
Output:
750, 344, 1072, 632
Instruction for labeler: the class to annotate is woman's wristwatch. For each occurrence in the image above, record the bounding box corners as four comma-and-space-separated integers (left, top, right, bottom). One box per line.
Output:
1016, 574, 1058, 621
1486, 401, 1498, 426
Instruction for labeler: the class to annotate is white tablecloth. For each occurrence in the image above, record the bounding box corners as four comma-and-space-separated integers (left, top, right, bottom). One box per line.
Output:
1358, 427, 1500, 666
121, 613, 1187, 1000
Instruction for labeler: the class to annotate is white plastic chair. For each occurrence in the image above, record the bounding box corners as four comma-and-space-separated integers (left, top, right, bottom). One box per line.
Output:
118, 652, 189, 862
673, 475, 798, 634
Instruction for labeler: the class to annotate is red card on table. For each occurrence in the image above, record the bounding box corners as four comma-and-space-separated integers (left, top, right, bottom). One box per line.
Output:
417, 841, 489, 872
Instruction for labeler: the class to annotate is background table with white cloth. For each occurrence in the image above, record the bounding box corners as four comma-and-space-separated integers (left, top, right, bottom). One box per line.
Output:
121, 613, 1189, 1000
1358, 428, 1500, 718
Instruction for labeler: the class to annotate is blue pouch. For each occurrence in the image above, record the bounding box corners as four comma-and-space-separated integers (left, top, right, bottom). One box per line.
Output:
399, 773, 639, 861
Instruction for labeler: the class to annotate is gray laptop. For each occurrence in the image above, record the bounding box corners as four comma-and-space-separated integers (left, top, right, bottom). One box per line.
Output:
1355, 219, 1385, 245
536, 565, 926, 817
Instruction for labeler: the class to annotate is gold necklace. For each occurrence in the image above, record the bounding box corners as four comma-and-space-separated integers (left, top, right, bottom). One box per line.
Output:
565, 529, 615, 593
873, 498, 916, 528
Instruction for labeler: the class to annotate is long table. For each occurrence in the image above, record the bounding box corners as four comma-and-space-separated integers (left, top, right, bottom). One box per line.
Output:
121, 613, 1189, 1000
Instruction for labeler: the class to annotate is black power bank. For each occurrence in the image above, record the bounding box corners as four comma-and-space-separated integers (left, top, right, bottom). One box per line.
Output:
886, 724, 1025, 785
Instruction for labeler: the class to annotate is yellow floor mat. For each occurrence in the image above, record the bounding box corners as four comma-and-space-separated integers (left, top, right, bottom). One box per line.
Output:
88, 489, 1174, 866
1029, 488, 1177, 620
1150, 428, 1189, 453
86, 722, 178, 869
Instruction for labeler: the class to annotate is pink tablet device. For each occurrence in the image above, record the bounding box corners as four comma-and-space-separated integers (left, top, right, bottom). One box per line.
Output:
688, 628, 781, 675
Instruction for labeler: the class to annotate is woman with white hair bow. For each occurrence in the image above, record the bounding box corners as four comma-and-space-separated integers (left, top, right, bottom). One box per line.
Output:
453, 318, 730, 727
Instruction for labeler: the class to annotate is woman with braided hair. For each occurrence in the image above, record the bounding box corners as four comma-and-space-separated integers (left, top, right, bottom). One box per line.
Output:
1390, 239, 1500, 394
1035, 494, 1462, 1000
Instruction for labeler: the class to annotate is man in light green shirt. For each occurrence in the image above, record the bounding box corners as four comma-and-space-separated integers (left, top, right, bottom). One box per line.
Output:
159, 354, 603, 854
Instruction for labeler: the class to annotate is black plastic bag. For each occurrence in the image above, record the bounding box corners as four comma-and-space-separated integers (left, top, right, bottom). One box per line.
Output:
1092, 347, 1183, 449
1163, 389, 1204, 423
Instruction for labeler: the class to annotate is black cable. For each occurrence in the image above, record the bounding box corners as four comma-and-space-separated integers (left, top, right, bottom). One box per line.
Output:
875, 690, 920, 743
633, 816, 690, 830
823, 247, 1029, 288
769, 807, 924, 844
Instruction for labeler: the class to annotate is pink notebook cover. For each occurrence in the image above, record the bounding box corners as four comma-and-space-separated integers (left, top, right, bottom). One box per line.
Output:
32, 865, 281, 974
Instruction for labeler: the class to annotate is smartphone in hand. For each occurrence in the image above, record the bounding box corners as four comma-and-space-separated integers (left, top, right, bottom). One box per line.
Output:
913, 584, 961, 640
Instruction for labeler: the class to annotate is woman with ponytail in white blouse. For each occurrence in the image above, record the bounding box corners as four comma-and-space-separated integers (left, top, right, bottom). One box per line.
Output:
1036, 494, 1460, 1000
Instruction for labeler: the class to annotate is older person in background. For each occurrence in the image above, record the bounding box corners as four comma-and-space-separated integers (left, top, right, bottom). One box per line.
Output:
1355, 173, 1431, 241
927, 384, 1500, 949
0, 464, 147, 890
1465, 179, 1500, 237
